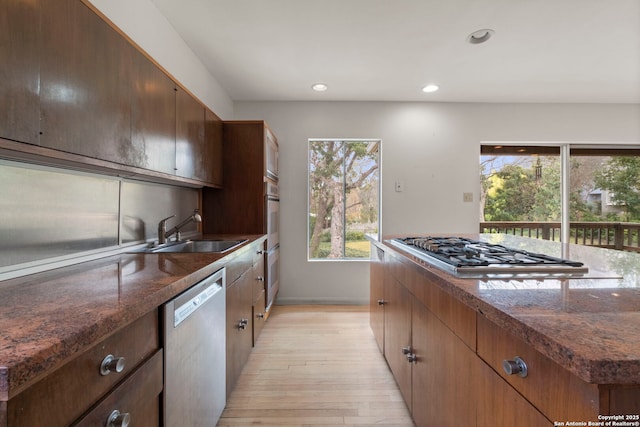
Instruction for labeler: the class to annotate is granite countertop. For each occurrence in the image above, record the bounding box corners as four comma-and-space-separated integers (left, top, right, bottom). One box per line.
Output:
375, 234, 640, 385
0, 234, 266, 401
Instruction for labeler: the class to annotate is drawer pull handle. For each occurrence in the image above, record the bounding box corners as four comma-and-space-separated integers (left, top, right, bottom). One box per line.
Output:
502, 356, 528, 378
402, 346, 412, 355
406, 353, 418, 364
238, 318, 249, 330
377, 299, 386, 306
256, 276, 264, 281
256, 313, 265, 319
106, 409, 130, 427
100, 354, 126, 376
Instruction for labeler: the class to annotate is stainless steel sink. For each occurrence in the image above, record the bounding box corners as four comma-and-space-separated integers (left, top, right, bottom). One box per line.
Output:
129, 239, 247, 254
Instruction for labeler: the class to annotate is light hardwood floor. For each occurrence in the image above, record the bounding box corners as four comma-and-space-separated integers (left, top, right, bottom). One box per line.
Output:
217, 305, 415, 427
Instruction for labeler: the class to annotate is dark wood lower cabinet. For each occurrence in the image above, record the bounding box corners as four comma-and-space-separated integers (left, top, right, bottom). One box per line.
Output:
226, 269, 254, 397
7, 310, 160, 427
370, 242, 640, 427
73, 350, 163, 427
476, 359, 550, 426
369, 247, 385, 353
411, 299, 477, 427
383, 276, 412, 408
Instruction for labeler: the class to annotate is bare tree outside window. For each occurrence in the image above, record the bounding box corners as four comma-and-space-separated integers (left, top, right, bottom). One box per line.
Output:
308, 139, 380, 260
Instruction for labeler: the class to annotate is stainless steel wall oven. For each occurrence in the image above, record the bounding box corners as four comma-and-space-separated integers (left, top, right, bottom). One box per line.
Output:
266, 178, 279, 310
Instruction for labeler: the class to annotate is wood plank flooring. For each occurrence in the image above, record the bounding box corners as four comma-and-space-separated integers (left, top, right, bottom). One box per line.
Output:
217, 305, 415, 427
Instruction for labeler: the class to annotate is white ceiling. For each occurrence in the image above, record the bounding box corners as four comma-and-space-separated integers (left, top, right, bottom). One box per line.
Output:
150, 0, 640, 103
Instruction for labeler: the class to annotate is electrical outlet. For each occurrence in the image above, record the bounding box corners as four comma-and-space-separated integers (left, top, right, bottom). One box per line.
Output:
463, 192, 473, 202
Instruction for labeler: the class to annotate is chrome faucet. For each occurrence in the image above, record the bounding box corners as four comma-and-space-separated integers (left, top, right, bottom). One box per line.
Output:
158, 209, 202, 244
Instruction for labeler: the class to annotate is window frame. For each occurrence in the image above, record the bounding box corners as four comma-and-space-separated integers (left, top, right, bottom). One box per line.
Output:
307, 138, 382, 262
480, 142, 640, 244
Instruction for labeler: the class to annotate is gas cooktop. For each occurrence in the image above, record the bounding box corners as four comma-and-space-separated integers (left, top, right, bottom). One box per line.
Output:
388, 236, 589, 277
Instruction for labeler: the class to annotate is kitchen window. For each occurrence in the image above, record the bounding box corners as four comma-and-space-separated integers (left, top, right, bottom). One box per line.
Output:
480, 144, 640, 250
308, 139, 380, 260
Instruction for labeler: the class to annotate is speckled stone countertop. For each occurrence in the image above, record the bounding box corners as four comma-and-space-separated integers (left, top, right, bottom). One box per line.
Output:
375, 234, 640, 385
0, 234, 266, 401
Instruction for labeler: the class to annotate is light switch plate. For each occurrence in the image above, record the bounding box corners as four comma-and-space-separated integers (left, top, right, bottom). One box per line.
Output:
463, 192, 473, 202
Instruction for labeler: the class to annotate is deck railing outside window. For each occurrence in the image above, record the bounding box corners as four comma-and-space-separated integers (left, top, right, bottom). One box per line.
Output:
480, 222, 640, 253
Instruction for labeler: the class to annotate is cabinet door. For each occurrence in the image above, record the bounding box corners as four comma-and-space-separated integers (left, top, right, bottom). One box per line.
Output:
8, 311, 159, 427
411, 299, 477, 427
73, 350, 163, 427
0, 0, 40, 145
226, 271, 254, 397
252, 247, 266, 344
253, 289, 267, 345
369, 245, 385, 353
384, 276, 412, 408
131, 52, 176, 174
175, 87, 205, 180
205, 108, 223, 186
476, 360, 551, 427
40, 0, 133, 162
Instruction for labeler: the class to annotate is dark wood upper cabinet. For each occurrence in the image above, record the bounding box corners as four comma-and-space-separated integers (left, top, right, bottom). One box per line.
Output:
175, 87, 205, 180
205, 108, 223, 187
131, 52, 177, 174
202, 121, 274, 234
2, 0, 221, 188
39, 0, 133, 163
0, 0, 41, 145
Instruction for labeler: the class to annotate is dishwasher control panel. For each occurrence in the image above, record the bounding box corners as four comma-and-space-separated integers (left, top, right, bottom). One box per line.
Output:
174, 268, 225, 327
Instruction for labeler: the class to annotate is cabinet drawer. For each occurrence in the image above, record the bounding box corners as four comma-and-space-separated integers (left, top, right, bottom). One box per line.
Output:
253, 289, 267, 345
8, 310, 160, 427
73, 349, 163, 426
477, 314, 599, 422
253, 241, 265, 265
225, 248, 253, 285
253, 268, 265, 304
476, 357, 551, 426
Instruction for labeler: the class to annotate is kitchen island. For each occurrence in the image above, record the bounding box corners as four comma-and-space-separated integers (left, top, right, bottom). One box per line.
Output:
370, 234, 640, 427
0, 234, 266, 426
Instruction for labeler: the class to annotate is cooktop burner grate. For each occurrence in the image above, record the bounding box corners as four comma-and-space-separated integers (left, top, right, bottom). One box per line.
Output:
389, 236, 588, 276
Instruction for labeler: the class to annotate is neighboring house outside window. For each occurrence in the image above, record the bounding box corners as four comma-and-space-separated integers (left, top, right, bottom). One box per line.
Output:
308, 139, 380, 260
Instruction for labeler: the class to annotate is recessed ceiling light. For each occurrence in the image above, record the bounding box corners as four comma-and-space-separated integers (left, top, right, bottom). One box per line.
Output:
467, 29, 494, 44
422, 84, 439, 93
312, 83, 328, 92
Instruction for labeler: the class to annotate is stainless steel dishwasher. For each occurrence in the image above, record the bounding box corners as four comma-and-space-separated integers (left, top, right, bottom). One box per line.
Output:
163, 268, 226, 426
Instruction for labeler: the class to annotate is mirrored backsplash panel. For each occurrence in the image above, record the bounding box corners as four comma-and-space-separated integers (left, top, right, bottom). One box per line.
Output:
0, 160, 199, 276
121, 180, 199, 244
0, 161, 120, 268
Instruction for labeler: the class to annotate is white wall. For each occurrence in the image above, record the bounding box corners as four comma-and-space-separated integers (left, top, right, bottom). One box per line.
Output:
88, 0, 234, 120
235, 101, 640, 305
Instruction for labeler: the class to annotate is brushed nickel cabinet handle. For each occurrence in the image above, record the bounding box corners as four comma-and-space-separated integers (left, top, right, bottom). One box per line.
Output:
502, 356, 528, 378
106, 409, 130, 427
100, 354, 126, 376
